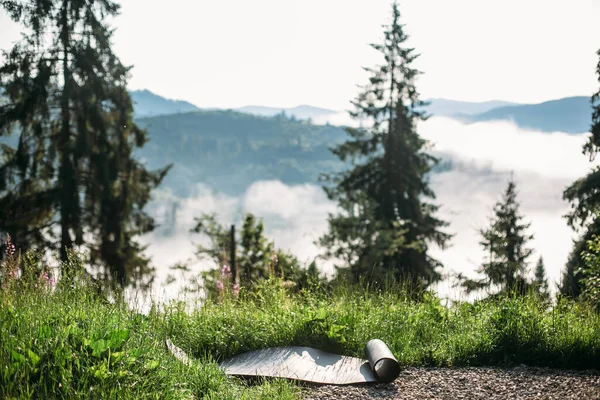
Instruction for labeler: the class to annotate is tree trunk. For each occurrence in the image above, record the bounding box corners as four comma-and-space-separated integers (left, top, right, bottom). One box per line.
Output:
59, 0, 73, 263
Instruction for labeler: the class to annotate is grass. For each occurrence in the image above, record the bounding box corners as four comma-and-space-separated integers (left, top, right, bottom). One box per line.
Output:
1, 270, 600, 399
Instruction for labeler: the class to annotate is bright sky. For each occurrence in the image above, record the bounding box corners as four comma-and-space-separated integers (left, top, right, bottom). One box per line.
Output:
1, 0, 599, 110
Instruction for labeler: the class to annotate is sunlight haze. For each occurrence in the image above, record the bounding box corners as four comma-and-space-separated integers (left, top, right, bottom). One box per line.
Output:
1, 0, 599, 109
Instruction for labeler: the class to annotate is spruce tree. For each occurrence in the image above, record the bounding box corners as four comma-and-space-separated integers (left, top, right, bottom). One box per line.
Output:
319, 1, 450, 288
562, 48, 600, 298
534, 256, 550, 299
0, 0, 169, 288
559, 238, 585, 298
461, 178, 534, 295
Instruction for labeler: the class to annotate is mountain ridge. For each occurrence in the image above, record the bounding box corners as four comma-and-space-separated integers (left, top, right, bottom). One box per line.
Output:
425, 98, 519, 117
2, 87, 593, 133
455, 96, 592, 133
130, 89, 201, 117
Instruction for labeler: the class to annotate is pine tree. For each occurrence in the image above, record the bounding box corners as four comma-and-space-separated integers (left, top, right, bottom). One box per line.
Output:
534, 256, 550, 299
461, 178, 534, 295
239, 213, 273, 284
319, 2, 451, 288
0, 0, 59, 256
0, 1, 170, 288
559, 238, 585, 298
579, 234, 600, 309
562, 48, 600, 298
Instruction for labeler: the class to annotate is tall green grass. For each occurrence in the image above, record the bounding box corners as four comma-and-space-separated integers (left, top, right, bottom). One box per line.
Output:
168, 280, 600, 369
0, 281, 301, 399
2, 275, 600, 399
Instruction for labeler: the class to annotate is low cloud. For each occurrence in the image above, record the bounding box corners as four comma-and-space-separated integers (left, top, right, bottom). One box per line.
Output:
429, 169, 576, 300
311, 111, 358, 128
140, 116, 598, 304
138, 181, 338, 306
243, 181, 338, 271
420, 117, 593, 180
418, 117, 597, 299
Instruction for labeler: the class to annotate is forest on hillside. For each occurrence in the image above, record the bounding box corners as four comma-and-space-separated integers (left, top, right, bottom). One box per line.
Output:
134, 111, 350, 196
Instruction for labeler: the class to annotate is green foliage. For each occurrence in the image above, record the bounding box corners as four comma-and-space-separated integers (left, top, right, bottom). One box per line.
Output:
0, 253, 302, 399
2, 248, 600, 398
319, 2, 450, 289
164, 280, 600, 371
191, 212, 232, 267
460, 178, 535, 296
580, 234, 600, 309
0, 0, 170, 289
562, 48, 600, 298
559, 225, 599, 298
582, 47, 600, 161
238, 213, 273, 283
533, 256, 550, 301
189, 212, 325, 299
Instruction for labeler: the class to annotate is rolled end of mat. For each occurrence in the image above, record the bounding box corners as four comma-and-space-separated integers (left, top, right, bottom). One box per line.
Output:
365, 339, 400, 383
166, 338, 192, 366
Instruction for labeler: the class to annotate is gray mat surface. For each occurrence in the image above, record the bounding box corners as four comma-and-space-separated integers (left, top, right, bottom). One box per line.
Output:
165, 338, 400, 385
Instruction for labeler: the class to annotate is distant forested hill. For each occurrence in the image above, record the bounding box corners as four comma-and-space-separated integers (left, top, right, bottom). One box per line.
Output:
454, 97, 592, 133
1, 89, 592, 197
235, 105, 337, 119
134, 110, 350, 196
130, 90, 201, 117
425, 99, 519, 117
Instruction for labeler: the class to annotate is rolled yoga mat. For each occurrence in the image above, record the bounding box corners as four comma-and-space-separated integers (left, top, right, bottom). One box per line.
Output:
165, 338, 401, 385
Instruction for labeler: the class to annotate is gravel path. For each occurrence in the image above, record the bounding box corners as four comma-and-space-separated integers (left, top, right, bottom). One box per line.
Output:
302, 366, 600, 399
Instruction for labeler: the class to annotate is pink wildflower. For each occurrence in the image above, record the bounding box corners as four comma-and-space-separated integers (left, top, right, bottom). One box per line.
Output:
221, 264, 231, 278
4, 234, 15, 258
232, 283, 240, 297
39, 272, 55, 289
216, 280, 224, 291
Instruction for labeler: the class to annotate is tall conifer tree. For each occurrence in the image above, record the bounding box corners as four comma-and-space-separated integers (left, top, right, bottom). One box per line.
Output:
461, 178, 534, 295
319, 2, 451, 288
534, 256, 550, 299
562, 48, 600, 298
0, 0, 170, 288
